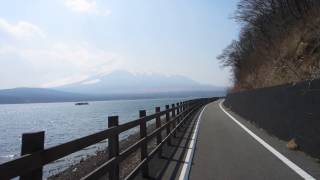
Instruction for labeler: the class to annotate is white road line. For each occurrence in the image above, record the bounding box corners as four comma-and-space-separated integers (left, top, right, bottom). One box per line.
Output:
219, 100, 315, 180
178, 105, 207, 180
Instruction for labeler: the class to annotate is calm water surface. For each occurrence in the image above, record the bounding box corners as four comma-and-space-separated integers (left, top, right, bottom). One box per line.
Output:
0, 98, 188, 177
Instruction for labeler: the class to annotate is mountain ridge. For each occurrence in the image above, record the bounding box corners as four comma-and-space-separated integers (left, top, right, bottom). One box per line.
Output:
0, 71, 225, 104
56, 71, 224, 95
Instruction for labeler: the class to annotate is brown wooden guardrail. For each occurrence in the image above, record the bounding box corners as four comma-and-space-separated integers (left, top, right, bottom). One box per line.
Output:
0, 97, 218, 180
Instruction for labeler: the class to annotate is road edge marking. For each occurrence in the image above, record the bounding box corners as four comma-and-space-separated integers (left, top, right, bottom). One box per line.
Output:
178, 104, 208, 180
219, 100, 315, 180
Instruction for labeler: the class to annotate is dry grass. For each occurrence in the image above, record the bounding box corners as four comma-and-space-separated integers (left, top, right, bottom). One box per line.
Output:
219, 1, 320, 91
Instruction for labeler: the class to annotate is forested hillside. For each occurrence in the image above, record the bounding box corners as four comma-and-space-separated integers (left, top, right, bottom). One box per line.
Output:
219, 0, 320, 91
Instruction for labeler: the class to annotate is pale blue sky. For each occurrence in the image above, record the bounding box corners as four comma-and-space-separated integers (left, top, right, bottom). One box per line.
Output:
0, 0, 239, 89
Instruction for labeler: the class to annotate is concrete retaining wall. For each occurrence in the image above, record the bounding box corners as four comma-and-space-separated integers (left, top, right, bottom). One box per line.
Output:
224, 79, 320, 158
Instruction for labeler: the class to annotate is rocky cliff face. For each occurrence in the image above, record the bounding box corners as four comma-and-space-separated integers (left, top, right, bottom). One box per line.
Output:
219, 0, 320, 91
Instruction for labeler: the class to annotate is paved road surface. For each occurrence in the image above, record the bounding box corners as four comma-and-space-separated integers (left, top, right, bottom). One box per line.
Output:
188, 100, 320, 180
135, 99, 320, 180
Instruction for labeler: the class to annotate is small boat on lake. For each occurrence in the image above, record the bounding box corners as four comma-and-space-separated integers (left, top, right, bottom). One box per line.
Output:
75, 102, 89, 106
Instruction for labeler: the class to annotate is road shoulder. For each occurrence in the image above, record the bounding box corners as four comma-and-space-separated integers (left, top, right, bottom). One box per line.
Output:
221, 100, 320, 179
189, 100, 320, 179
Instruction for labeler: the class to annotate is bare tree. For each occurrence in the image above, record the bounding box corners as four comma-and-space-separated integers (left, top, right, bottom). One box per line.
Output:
218, 0, 319, 90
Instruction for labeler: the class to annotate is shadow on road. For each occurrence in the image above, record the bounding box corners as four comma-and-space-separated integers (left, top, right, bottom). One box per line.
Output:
134, 111, 199, 180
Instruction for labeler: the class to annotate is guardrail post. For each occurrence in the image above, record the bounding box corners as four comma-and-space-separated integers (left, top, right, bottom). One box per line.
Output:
108, 116, 119, 180
20, 131, 45, 180
165, 105, 171, 146
180, 102, 183, 118
179, 102, 184, 124
171, 104, 176, 137
155, 107, 162, 157
176, 102, 181, 129
139, 110, 149, 178
182, 102, 185, 111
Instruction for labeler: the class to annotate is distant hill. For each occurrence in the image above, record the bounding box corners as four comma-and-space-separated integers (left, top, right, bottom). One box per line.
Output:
56, 71, 224, 95
0, 71, 226, 104
0, 88, 93, 104
0, 88, 225, 104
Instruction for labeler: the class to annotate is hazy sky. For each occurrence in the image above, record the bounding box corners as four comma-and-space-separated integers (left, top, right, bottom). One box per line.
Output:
0, 0, 239, 89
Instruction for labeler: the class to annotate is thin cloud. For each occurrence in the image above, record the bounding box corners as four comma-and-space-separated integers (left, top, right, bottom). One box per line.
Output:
0, 18, 46, 40
41, 74, 90, 87
63, 0, 111, 16
0, 42, 122, 88
81, 79, 101, 85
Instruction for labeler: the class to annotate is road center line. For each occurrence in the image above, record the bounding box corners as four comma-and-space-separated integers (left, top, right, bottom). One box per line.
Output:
178, 105, 207, 180
219, 100, 315, 180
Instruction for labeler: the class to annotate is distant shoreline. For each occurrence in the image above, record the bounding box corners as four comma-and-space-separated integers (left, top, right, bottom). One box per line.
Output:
0, 88, 224, 105
0, 96, 189, 105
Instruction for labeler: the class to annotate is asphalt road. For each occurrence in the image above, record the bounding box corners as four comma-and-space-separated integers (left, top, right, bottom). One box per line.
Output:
188, 100, 320, 180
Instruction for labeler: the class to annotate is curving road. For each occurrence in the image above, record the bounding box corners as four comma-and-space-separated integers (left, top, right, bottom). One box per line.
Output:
186, 100, 320, 180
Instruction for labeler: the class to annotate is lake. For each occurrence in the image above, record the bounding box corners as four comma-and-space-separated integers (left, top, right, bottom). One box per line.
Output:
0, 98, 188, 177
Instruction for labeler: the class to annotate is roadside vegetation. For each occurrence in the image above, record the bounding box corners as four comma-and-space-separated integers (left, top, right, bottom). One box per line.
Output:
219, 0, 320, 91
